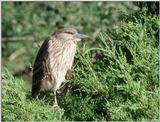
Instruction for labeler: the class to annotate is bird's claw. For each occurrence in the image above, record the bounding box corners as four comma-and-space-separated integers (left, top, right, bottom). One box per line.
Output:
52, 104, 60, 109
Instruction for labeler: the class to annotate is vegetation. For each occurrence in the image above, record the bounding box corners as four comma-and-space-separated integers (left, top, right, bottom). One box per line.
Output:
2, 2, 159, 121
2, 71, 64, 121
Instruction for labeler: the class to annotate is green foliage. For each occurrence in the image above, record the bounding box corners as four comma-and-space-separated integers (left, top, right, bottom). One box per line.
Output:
2, 71, 64, 121
2, 2, 159, 121
2, 2, 139, 75
60, 12, 159, 121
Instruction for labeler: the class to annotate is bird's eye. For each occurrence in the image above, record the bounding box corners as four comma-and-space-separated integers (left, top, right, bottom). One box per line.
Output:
66, 31, 74, 34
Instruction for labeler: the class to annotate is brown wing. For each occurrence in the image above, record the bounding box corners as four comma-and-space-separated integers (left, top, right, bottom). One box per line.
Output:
32, 37, 51, 97
65, 69, 72, 80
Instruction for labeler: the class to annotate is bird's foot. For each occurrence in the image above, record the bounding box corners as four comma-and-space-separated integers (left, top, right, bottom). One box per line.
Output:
52, 104, 60, 109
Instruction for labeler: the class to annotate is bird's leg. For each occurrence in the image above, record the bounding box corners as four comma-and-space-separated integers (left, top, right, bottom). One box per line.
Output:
53, 90, 59, 108
52, 76, 65, 108
54, 91, 58, 105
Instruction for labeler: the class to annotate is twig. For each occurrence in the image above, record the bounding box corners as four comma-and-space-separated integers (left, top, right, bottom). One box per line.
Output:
9, 47, 26, 61
2, 36, 35, 42
92, 28, 101, 42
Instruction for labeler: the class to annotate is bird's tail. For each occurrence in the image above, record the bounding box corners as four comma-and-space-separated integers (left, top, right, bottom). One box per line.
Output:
32, 79, 41, 98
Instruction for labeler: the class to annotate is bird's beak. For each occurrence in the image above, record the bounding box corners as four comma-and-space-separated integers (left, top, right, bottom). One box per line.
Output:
74, 33, 89, 39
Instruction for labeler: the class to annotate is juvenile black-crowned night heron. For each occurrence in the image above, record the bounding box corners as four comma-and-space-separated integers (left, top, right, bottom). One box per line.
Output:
32, 28, 88, 108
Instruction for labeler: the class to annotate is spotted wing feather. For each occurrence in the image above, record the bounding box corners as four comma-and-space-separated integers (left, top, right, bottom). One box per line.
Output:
32, 38, 51, 97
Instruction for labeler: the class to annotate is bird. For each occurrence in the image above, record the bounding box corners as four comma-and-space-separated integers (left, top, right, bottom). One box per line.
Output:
32, 27, 88, 108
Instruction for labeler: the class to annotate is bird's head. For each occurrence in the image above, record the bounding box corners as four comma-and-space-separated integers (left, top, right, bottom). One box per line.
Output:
54, 28, 88, 42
